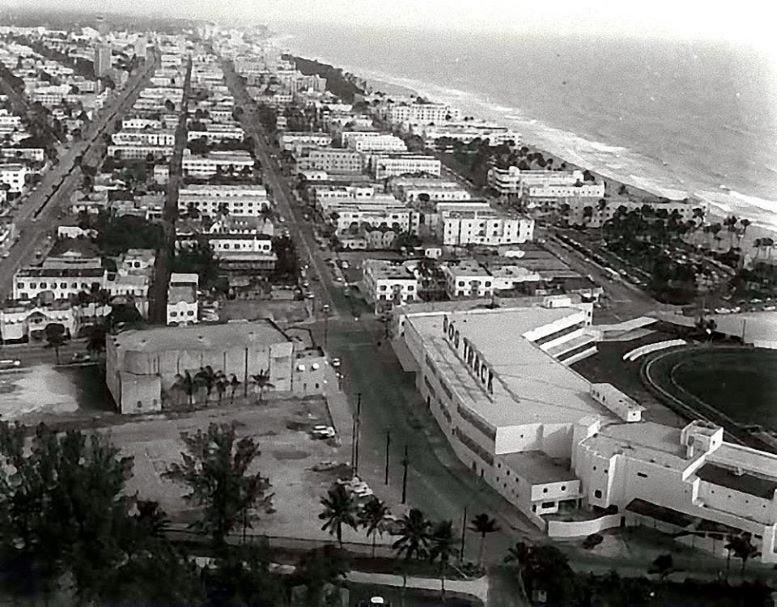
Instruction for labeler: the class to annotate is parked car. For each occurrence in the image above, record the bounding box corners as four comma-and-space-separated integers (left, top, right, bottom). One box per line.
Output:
311, 425, 336, 440
0, 359, 21, 370
330, 358, 341, 368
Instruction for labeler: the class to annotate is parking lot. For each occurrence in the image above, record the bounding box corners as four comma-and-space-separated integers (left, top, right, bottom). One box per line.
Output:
110, 397, 363, 542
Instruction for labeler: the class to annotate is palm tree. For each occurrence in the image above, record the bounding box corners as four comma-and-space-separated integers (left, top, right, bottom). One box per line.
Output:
503, 542, 529, 600
172, 371, 196, 407
250, 369, 274, 403
228, 374, 241, 403
726, 533, 759, 574
359, 496, 389, 557
469, 513, 499, 568
428, 520, 457, 601
195, 366, 217, 404
392, 508, 431, 590
214, 371, 228, 405
319, 484, 358, 548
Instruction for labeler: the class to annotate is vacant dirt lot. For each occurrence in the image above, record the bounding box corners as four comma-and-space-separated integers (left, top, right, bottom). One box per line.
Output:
107, 397, 352, 541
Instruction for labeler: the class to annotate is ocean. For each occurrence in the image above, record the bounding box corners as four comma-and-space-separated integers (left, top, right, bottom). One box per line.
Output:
276, 23, 777, 229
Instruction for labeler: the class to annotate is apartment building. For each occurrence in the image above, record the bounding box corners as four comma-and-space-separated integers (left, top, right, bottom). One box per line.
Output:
182, 150, 254, 177
178, 185, 269, 217
441, 260, 494, 298
295, 148, 364, 174
112, 128, 177, 147
279, 131, 332, 150
387, 102, 460, 125
438, 205, 534, 246
487, 166, 585, 196
0, 163, 29, 193
370, 153, 442, 179
346, 134, 407, 153
362, 260, 420, 313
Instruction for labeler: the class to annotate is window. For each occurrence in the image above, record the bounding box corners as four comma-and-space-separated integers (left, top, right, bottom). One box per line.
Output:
594, 490, 602, 498
561, 485, 566, 491
541, 502, 555, 509
40, 282, 47, 289
60, 283, 67, 289
187, 311, 194, 316
16, 283, 23, 289
542, 487, 548, 493
170, 311, 177, 317
637, 472, 648, 478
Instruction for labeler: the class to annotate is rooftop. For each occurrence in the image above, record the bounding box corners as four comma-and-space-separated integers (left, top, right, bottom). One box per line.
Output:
112, 320, 288, 353
405, 306, 610, 429
696, 463, 777, 499
582, 422, 687, 469
499, 451, 577, 484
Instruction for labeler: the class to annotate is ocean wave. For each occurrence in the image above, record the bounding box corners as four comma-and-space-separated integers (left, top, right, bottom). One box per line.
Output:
279, 36, 776, 229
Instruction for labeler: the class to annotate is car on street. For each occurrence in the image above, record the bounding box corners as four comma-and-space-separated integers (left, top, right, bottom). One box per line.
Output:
330, 358, 341, 368
0, 359, 21, 370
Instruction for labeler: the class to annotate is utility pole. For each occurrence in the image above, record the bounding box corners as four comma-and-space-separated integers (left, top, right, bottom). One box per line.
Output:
354, 392, 362, 474
384, 430, 391, 485
401, 444, 409, 504
459, 506, 468, 563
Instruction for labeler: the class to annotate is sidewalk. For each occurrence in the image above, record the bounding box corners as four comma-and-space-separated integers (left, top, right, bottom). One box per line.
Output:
347, 570, 489, 604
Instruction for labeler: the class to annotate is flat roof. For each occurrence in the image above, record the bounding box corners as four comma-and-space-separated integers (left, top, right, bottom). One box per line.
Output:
113, 320, 288, 353
406, 306, 610, 429
500, 451, 577, 484
582, 422, 687, 469
696, 463, 777, 499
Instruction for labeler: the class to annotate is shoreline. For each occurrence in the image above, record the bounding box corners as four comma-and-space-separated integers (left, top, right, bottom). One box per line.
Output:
360, 75, 777, 253
278, 37, 777, 245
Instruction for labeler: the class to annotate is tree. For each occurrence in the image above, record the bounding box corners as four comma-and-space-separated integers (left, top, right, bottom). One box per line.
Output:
469, 513, 499, 568
429, 520, 457, 600
172, 370, 198, 408
650, 553, 674, 581
359, 496, 389, 557
214, 371, 228, 406
44, 322, 67, 364
194, 365, 217, 404
725, 533, 759, 574
319, 484, 358, 548
85, 324, 107, 358
0, 422, 156, 603
163, 422, 273, 547
250, 369, 274, 403
229, 373, 242, 403
292, 544, 350, 607
392, 508, 431, 589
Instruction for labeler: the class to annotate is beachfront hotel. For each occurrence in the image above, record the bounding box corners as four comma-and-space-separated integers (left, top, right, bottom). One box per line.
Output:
487, 166, 586, 196
391, 302, 777, 562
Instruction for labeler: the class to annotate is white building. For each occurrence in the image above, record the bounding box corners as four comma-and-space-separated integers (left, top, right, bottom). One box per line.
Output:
370, 154, 441, 179
574, 419, 777, 563
13, 257, 106, 301
187, 123, 245, 143
0, 301, 78, 342
441, 260, 494, 298
362, 260, 420, 313
0, 163, 29, 193
279, 131, 332, 150
112, 128, 176, 147
182, 150, 254, 178
487, 166, 585, 196
108, 144, 174, 160
387, 102, 459, 125
295, 148, 364, 174
419, 122, 520, 147
439, 206, 534, 246
166, 272, 198, 326
346, 134, 407, 153
178, 185, 269, 217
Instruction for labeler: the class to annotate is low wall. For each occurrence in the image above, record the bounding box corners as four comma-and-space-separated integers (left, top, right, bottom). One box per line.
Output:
547, 513, 620, 538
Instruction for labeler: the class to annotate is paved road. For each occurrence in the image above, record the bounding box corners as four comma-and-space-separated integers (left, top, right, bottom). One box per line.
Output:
221, 61, 343, 319
148, 58, 192, 324
0, 52, 159, 299
220, 60, 552, 564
